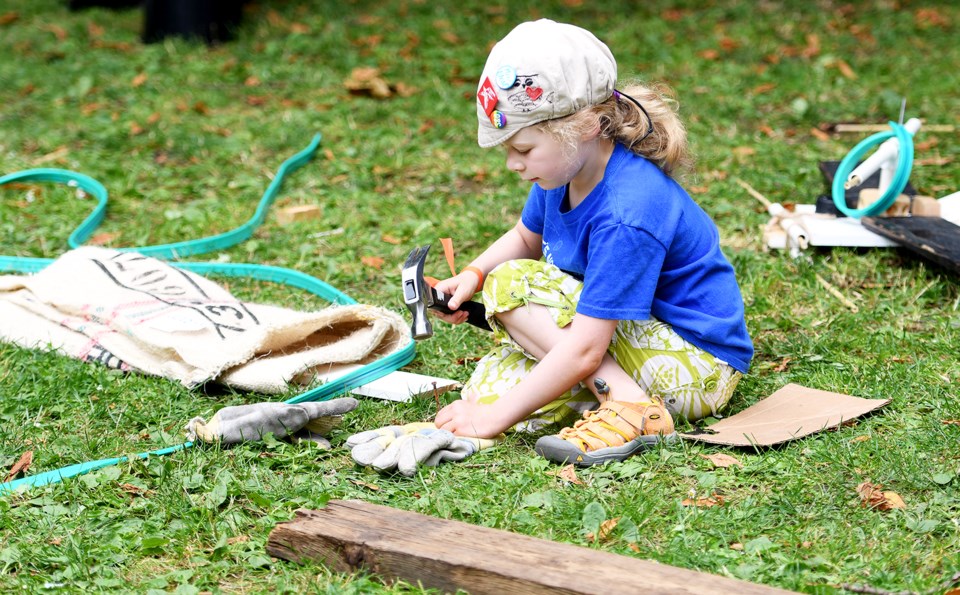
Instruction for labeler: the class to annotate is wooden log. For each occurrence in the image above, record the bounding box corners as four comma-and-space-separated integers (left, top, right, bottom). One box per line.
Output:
276, 204, 322, 225
266, 500, 798, 595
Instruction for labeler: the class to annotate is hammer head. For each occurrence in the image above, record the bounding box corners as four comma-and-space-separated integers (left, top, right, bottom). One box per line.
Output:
401, 244, 435, 339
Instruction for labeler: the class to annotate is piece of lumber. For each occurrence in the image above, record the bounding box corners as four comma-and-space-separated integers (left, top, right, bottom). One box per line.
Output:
831, 123, 955, 133
350, 370, 462, 402
276, 204, 321, 225
266, 500, 798, 595
861, 216, 960, 274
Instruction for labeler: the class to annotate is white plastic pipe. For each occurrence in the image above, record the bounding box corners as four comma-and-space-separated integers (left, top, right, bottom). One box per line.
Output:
845, 117, 922, 191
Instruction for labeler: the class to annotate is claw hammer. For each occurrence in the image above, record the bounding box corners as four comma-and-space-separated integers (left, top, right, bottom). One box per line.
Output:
401, 244, 491, 340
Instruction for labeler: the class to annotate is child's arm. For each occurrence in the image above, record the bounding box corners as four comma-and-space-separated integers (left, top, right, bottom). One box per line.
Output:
435, 313, 620, 438
432, 220, 541, 324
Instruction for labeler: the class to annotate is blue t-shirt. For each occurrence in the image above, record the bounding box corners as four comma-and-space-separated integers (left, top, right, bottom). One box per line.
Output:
520, 143, 753, 373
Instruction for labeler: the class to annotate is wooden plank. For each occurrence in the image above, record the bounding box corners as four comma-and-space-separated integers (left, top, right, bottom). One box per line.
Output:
350, 370, 462, 402
266, 500, 798, 595
861, 216, 960, 274
276, 204, 322, 225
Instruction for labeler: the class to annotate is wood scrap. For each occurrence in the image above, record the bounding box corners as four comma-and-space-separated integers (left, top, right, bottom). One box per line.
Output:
266, 500, 798, 595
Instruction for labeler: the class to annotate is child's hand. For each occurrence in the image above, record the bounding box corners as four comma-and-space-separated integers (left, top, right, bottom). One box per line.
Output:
431, 272, 481, 325
434, 399, 508, 439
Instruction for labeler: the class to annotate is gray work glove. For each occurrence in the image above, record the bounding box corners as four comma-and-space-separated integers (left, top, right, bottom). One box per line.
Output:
346, 422, 498, 476
185, 398, 358, 446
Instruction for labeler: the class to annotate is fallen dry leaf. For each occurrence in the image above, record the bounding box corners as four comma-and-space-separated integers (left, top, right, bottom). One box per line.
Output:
91, 39, 133, 52
751, 83, 776, 95
594, 518, 619, 542
131, 72, 148, 87
915, 8, 950, 28
350, 478, 380, 491
361, 256, 385, 269
661, 9, 688, 21
850, 435, 870, 443
801, 33, 820, 58
856, 481, 906, 511
227, 535, 250, 545
810, 127, 831, 141
882, 491, 906, 509
381, 234, 401, 245
34, 146, 69, 165
0, 11, 19, 26
698, 49, 720, 60
586, 518, 619, 542
700, 453, 742, 468
834, 59, 857, 80
5, 450, 33, 481
915, 156, 953, 167
682, 495, 725, 508
89, 232, 120, 246
773, 356, 792, 372
43, 23, 68, 40
81, 102, 104, 115
943, 419, 960, 426
730, 542, 744, 550
289, 22, 310, 34
266, 9, 285, 27
557, 464, 584, 485
201, 125, 232, 137
119, 483, 154, 496
87, 22, 104, 38
344, 66, 394, 99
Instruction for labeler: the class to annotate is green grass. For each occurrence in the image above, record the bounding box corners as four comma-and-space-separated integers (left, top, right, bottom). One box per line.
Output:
1, 0, 959, 592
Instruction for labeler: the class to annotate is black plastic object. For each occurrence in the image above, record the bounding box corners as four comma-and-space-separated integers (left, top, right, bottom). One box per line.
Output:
69, 0, 142, 9
817, 161, 917, 217
142, 0, 244, 45
861, 217, 960, 274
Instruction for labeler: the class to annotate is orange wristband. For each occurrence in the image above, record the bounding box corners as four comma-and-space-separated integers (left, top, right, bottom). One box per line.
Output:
462, 266, 484, 293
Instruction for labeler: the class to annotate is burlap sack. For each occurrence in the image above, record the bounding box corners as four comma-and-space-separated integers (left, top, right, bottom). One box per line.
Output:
0, 247, 411, 393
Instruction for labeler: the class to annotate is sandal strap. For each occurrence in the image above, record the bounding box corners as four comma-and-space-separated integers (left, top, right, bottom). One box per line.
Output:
557, 400, 669, 452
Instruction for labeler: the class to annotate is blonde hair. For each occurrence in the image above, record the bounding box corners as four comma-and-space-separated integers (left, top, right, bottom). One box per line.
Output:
540, 82, 693, 177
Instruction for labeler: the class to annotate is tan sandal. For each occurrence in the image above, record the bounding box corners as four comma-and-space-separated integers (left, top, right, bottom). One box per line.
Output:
534, 399, 677, 466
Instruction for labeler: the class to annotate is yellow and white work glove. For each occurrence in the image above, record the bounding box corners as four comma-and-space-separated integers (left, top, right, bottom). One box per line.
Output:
185, 398, 358, 447
346, 422, 499, 476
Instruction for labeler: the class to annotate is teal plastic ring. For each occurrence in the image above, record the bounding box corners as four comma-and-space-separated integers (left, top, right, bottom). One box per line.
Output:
831, 121, 914, 219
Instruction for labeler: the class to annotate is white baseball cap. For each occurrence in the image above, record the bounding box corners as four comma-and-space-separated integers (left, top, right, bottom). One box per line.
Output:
476, 19, 617, 148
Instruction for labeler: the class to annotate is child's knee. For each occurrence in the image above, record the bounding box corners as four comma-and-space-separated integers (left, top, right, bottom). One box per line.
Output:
482, 259, 580, 314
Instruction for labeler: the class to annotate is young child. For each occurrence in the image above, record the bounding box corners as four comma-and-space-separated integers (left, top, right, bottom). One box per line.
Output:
432, 19, 753, 466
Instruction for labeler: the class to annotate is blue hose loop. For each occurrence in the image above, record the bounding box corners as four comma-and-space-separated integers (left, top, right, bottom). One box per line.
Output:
831, 121, 914, 219
0, 169, 109, 249
0, 134, 324, 259
0, 134, 417, 494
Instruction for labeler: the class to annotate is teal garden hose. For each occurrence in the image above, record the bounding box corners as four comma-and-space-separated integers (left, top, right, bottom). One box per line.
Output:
0, 134, 415, 493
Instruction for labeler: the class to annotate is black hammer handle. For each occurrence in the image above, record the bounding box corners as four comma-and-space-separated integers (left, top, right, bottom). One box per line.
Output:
429, 286, 492, 331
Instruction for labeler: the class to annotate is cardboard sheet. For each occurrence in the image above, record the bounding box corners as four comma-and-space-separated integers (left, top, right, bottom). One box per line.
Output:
680, 383, 889, 447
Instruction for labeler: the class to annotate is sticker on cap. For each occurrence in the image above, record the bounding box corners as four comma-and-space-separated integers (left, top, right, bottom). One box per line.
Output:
494, 65, 516, 89
490, 110, 507, 129
477, 77, 498, 116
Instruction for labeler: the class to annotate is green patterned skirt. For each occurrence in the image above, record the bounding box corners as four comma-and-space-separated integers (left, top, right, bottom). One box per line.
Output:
463, 259, 741, 432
